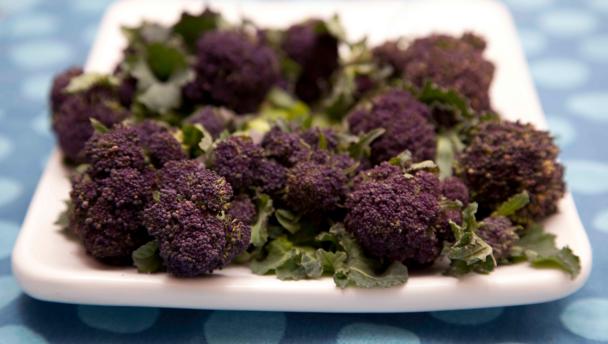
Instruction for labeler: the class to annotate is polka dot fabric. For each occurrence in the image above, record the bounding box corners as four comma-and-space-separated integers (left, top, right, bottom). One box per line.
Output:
0, 0, 606, 342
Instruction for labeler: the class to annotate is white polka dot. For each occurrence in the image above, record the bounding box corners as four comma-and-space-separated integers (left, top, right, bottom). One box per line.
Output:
431, 307, 504, 325
8, 13, 57, 37
580, 35, 608, 63
0, 276, 21, 309
531, 58, 589, 89
518, 29, 547, 56
21, 73, 53, 101
77, 305, 160, 333
503, 0, 554, 11
0, 0, 42, 13
0, 135, 13, 161
565, 160, 608, 195
0, 220, 19, 259
0, 325, 47, 344
561, 298, 608, 341
0, 177, 22, 207
32, 113, 51, 137
539, 9, 598, 37
567, 92, 608, 122
588, 0, 608, 12
71, 0, 113, 13
593, 209, 608, 233
546, 116, 576, 148
337, 323, 420, 344
9, 39, 73, 69
204, 311, 286, 344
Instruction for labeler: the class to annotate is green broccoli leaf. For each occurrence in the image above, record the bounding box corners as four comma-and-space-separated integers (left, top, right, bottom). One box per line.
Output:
65, 73, 118, 94
435, 130, 464, 179
348, 128, 385, 161
316, 249, 347, 274
510, 225, 581, 278
250, 236, 294, 275
250, 237, 324, 280
89, 118, 110, 134
121, 22, 172, 46
145, 43, 188, 82
275, 209, 301, 234
444, 203, 496, 276
172, 9, 222, 51
492, 191, 530, 217
250, 194, 274, 247
132, 240, 163, 273
330, 224, 408, 288
417, 81, 475, 123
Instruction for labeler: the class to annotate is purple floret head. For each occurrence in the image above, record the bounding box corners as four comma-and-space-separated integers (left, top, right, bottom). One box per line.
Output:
457, 120, 565, 220
281, 19, 339, 103
70, 168, 153, 264
50, 67, 83, 112
254, 158, 287, 196
184, 31, 280, 114
441, 176, 470, 205
212, 135, 265, 191
132, 120, 186, 168
84, 125, 148, 178
372, 40, 407, 76
347, 89, 436, 164
345, 163, 443, 266
477, 216, 519, 260
261, 126, 309, 167
228, 194, 257, 225
186, 106, 233, 139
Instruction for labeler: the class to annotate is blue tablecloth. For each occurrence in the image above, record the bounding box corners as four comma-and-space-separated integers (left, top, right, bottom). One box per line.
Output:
1, 0, 607, 342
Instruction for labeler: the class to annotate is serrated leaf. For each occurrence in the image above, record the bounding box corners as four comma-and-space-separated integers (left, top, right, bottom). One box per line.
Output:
275, 209, 301, 234
348, 128, 385, 160
250, 194, 274, 247
132, 240, 163, 273
511, 225, 581, 278
250, 236, 294, 274
493, 191, 530, 217
172, 9, 222, 51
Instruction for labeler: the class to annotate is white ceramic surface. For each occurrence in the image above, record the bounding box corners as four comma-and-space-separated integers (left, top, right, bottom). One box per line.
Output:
12, 0, 592, 312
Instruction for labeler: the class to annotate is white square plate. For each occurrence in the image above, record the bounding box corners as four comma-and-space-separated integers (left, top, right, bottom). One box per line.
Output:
12, 0, 592, 312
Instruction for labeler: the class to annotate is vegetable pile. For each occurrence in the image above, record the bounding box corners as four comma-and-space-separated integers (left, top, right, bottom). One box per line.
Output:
52, 8, 580, 288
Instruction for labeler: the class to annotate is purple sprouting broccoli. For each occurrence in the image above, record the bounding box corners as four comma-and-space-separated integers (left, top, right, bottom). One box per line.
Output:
186, 106, 234, 139
212, 135, 287, 195
70, 168, 153, 264
51, 70, 130, 163
347, 89, 436, 164
372, 40, 407, 76
345, 162, 443, 267
261, 126, 309, 167
457, 120, 565, 221
476, 216, 519, 260
84, 122, 185, 178
228, 194, 257, 225
183, 31, 280, 114
437, 176, 470, 242
441, 176, 470, 205
50, 67, 83, 112
281, 19, 340, 103
401, 33, 495, 113
299, 127, 339, 151
132, 120, 186, 168
144, 160, 250, 277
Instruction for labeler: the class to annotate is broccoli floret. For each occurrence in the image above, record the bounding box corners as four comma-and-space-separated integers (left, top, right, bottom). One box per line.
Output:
477, 216, 519, 260
70, 168, 153, 264
184, 31, 280, 113
228, 194, 257, 225
441, 176, 470, 205
144, 160, 249, 277
212, 136, 265, 191
345, 163, 443, 266
156, 160, 232, 214
372, 40, 407, 77
51, 70, 130, 162
261, 126, 309, 167
436, 176, 470, 242
402, 33, 495, 113
254, 158, 287, 196
347, 89, 436, 164
281, 19, 339, 103
133, 120, 186, 168
456, 120, 565, 220
186, 106, 234, 139
284, 157, 350, 216
50, 67, 83, 112
299, 127, 339, 151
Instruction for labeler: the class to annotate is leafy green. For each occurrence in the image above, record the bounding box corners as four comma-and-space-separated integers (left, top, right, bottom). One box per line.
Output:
258, 88, 311, 126
275, 209, 301, 234
177, 123, 214, 158
250, 194, 275, 247
493, 191, 530, 217
65, 73, 118, 94
347, 128, 385, 161
417, 81, 475, 123
145, 43, 188, 82
444, 203, 496, 276
435, 130, 464, 179
132, 241, 163, 273
510, 225, 581, 278
329, 224, 408, 288
89, 118, 109, 134
172, 9, 222, 51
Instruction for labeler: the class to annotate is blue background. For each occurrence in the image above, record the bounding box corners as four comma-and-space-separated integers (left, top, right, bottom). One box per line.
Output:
1, 0, 608, 342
